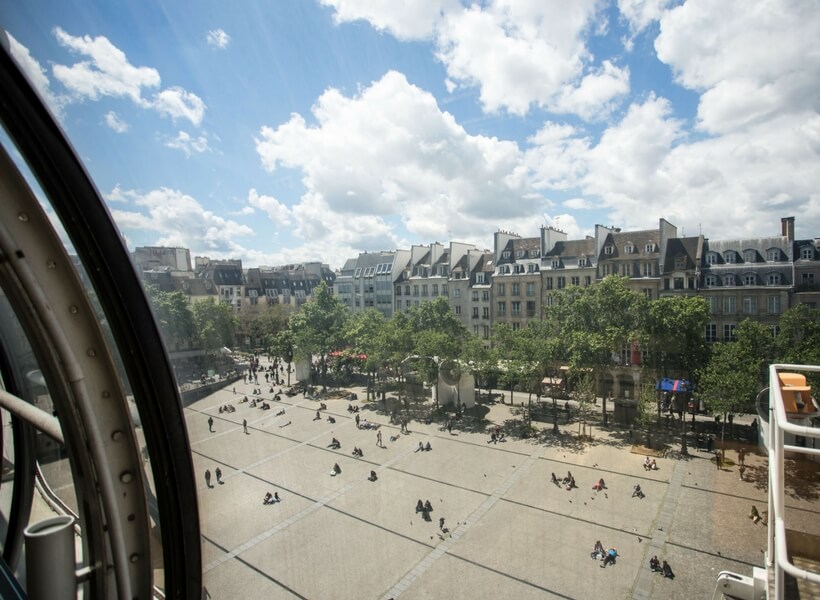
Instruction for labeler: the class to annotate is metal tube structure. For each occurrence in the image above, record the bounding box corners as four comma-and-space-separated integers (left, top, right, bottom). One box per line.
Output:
24, 516, 76, 600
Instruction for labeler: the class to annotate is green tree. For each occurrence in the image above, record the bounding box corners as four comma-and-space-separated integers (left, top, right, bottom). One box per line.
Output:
643, 295, 710, 381
775, 304, 820, 390
270, 329, 295, 385
144, 284, 195, 351
288, 281, 348, 388
191, 298, 237, 352
236, 303, 292, 350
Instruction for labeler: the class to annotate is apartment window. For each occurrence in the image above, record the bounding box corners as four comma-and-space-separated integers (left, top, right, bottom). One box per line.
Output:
528, 263, 538, 273
545, 278, 553, 290
643, 289, 652, 299
483, 307, 489, 319
584, 276, 591, 287
516, 250, 524, 258
643, 262, 653, 277
723, 296, 736, 314
571, 276, 580, 286
482, 290, 490, 301
530, 249, 540, 258
526, 301, 536, 317
472, 291, 479, 302
578, 257, 587, 267
511, 302, 521, 317
432, 284, 438, 296
476, 273, 485, 284
413, 285, 419, 296
770, 325, 781, 337
545, 295, 554, 307
354, 267, 362, 277
526, 282, 535, 296
442, 284, 448, 296
674, 277, 684, 289
405, 285, 410, 295
422, 284, 428, 296
512, 283, 520, 296
473, 325, 479, 335
645, 243, 655, 253
551, 260, 560, 269
454, 306, 461, 315
624, 243, 634, 254
767, 249, 781, 261
395, 285, 402, 296
502, 251, 511, 259
497, 283, 505, 296
705, 296, 717, 314
724, 274, 736, 286
724, 323, 737, 341
557, 277, 566, 289
767, 273, 781, 285
472, 307, 479, 319
675, 256, 686, 270
453, 288, 461, 298
800, 246, 815, 260
743, 296, 757, 314
803, 273, 815, 285
743, 250, 756, 263
724, 251, 737, 264
767, 295, 781, 314
743, 274, 756, 286
706, 252, 718, 265
706, 324, 717, 343
604, 245, 614, 255
483, 325, 490, 338
512, 322, 521, 331
497, 302, 506, 317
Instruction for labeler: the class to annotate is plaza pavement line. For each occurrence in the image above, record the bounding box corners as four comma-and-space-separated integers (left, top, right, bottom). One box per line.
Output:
631, 458, 687, 600
203, 436, 433, 574
380, 445, 547, 600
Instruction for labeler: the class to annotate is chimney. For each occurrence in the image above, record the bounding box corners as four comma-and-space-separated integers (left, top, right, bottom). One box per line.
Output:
781, 216, 795, 241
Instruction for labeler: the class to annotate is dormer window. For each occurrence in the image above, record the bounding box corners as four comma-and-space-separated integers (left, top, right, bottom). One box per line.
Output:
767, 273, 782, 285
704, 275, 717, 287
743, 250, 756, 263
502, 251, 511, 259
475, 273, 485, 284
624, 243, 634, 254
800, 246, 815, 260
706, 252, 718, 265
743, 274, 756, 286
551, 260, 560, 269
723, 251, 737, 264
516, 250, 525, 258
354, 268, 362, 277
674, 256, 686, 270
723, 274, 736, 286
530, 249, 540, 258
578, 256, 587, 267
766, 249, 781, 262
528, 264, 538, 273
645, 243, 656, 253
604, 245, 614, 255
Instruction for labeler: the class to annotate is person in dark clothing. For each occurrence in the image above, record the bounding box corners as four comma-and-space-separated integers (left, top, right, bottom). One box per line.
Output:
662, 560, 675, 579
601, 548, 617, 568
649, 556, 661, 572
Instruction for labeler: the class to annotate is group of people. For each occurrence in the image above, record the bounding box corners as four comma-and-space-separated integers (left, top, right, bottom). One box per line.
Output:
415, 499, 434, 520
352, 446, 364, 458
415, 441, 433, 452
218, 404, 235, 413
262, 491, 281, 505
649, 555, 675, 578
204, 467, 223, 487
591, 541, 618, 568
487, 426, 506, 444
643, 456, 658, 471
551, 471, 575, 490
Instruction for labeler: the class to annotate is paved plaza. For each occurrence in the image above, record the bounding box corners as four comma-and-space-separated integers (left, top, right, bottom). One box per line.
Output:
190, 363, 819, 599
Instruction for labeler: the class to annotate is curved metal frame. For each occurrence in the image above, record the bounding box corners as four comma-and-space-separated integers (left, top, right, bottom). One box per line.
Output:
0, 31, 201, 598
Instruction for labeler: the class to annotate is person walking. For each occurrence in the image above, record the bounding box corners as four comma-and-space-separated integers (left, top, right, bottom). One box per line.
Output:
355, 414, 360, 428
207, 416, 214, 432
715, 449, 723, 470
738, 447, 746, 466
243, 419, 248, 434
215, 467, 222, 484
205, 469, 212, 488
376, 431, 382, 447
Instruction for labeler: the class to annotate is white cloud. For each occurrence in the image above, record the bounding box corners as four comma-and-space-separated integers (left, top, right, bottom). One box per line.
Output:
618, 0, 672, 34
165, 131, 210, 156
256, 71, 547, 248
563, 198, 594, 210
108, 187, 254, 255
206, 29, 231, 49
655, 0, 820, 134
321, 0, 628, 119
51, 28, 206, 127
247, 189, 292, 226
104, 111, 129, 133
7, 33, 66, 117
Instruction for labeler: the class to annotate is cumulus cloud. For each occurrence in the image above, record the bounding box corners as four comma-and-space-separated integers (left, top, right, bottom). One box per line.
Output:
108, 186, 254, 255
617, 0, 672, 34
255, 70, 548, 247
655, 0, 820, 135
51, 28, 205, 126
7, 33, 66, 117
104, 111, 129, 133
165, 131, 210, 156
206, 29, 230, 49
321, 0, 629, 119
247, 189, 292, 226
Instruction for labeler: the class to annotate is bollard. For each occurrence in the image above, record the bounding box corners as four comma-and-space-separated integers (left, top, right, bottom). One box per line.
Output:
24, 515, 76, 600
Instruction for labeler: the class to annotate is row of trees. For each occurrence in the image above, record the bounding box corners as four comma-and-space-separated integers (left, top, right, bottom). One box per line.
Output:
146, 279, 820, 436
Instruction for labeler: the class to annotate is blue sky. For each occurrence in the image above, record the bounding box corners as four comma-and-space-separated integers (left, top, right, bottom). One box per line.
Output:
3, 0, 818, 269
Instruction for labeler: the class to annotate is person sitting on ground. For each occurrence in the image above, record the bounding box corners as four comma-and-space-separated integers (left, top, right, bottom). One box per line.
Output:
550, 472, 559, 486
416, 499, 424, 513
320, 402, 327, 410
269, 386, 274, 393
497, 432, 506, 442
251, 399, 257, 408
564, 471, 573, 485
644, 456, 652, 470
274, 492, 280, 502
649, 459, 658, 471
662, 560, 675, 579
592, 478, 606, 491
415, 442, 424, 453
327, 415, 336, 424
218, 406, 224, 414
749, 505, 762, 523
565, 476, 575, 491
592, 540, 605, 559
261, 402, 270, 410
314, 410, 321, 421
369, 470, 377, 482
263, 492, 273, 505
601, 548, 618, 568
243, 396, 248, 403
331, 463, 341, 476
424, 500, 433, 513
489, 432, 497, 444
329, 437, 341, 449
649, 555, 661, 572
425, 441, 432, 452
632, 484, 644, 498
